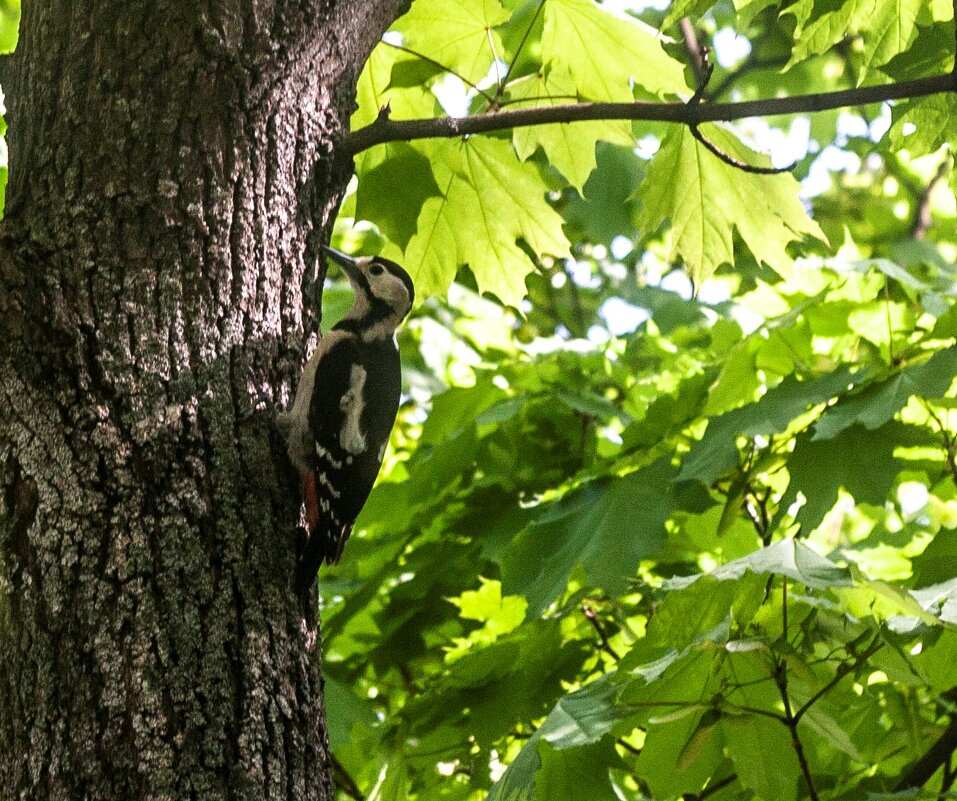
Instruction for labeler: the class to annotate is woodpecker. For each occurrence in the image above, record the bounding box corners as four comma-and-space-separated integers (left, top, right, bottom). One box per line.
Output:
281, 245, 414, 594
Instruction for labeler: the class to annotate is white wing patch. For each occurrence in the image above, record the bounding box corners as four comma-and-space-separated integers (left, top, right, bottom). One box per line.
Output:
284, 328, 352, 473
315, 443, 343, 470
339, 364, 368, 455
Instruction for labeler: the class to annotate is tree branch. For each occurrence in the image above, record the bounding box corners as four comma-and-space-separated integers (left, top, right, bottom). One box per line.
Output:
921, 400, 957, 485
582, 603, 621, 661
331, 754, 366, 801
685, 774, 737, 801
774, 659, 819, 801
382, 40, 496, 106
344, 73, 957, 156
496, 0, 546, 99
679, 18, 708, 88
896, 715, 957, 792
911, 155, 951, 239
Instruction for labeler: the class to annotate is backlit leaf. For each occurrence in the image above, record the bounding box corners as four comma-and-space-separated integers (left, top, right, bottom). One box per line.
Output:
639, 124, 825, 286
543, 0, 688, 101
508, 68, 632, 190
403, 137, 571, 306
394, 0, 511, 84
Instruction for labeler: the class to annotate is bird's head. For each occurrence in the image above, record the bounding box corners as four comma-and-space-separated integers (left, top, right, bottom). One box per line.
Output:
321, 245, 415, 339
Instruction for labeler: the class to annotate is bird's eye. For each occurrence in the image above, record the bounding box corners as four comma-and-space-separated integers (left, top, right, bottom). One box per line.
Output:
369, 264, 384, 276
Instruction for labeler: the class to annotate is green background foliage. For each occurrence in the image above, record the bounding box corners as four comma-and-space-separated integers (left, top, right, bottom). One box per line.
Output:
329, 0, 957, 798
0, 0, 16, 216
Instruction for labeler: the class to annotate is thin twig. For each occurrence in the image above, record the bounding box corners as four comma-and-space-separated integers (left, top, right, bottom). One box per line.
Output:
793, 638, 883, 724
686, 774, 738, 801
622, 698, 785, 722
617, 737, 642, 755
331, 754, 366, 801
496, 0, 547, 98
781, 577, 788, 643
691, 124, 796, 173
884, 281, 897, 365
745, 487, 772, 544
344, 73, 957, 156
685, 56, 796, 174
896, 715, 957, 791
707, 55, 791, 101
583, 604, 621, 661
772, 580, 820, 801
774, 658, 820, 801
921, 400, 957, 485
679, 18, 708, 87
911, 155, 951, 239
381, 40, 497, 105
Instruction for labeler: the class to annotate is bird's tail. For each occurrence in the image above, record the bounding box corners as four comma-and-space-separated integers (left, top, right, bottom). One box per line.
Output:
295, 472, 349, 596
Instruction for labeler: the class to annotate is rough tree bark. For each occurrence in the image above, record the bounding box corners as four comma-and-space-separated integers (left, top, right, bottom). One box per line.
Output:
0, 1, 407, 797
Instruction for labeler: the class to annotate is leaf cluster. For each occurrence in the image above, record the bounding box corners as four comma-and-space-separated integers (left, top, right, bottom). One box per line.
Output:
323, 243, 957, 800
322, 2, 957, 798
338, 0, 956, 304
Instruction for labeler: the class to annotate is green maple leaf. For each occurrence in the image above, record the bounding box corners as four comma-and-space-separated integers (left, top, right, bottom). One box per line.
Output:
352, 44, 439, 131
508, 67, 633, 190
734, 0, 783, 26
354, 143, 442, 249
402, 137, 570, 306
785, 0, 872, 69
890, 94, 957, 156
352, 44, 440, 181
638, 124, 825, 286
812, 346, 957, 440
663, 0, 717, 28
394, 0, 510, 85
786, 0, 920, 77
499, 459, 706, 616
542, 0, 689, 101
534, 740, 620, 801
860, 0, 920, 74
781, 421, 933, 532
723, 716, 800, 801
488, 677, 629, 801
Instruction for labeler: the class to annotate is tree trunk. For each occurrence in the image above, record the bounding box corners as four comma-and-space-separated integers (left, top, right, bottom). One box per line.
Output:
0, 1, 405, 797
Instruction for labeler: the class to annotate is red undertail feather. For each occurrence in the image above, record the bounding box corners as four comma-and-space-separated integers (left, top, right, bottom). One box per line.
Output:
303, 471, 321, 535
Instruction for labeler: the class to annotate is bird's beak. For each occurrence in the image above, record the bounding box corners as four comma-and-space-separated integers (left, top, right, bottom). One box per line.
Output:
320, 245, 361, 283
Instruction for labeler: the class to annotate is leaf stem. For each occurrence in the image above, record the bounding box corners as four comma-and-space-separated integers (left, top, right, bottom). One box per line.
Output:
793, 638, 883, 725
496, 0, 547, 99
911, 155, 951, 239
486, 28, 503, 92
679, 17, 709, 88
685, 774, 737, 801
773, 655, 820, 801
583, 603, 621, 661
616, 737, 642, 756
896, 715, 957, 791
781, 576, 788, 643
331, 754, 366, 801
921, 400, 957, 485
381, 40, 497, 106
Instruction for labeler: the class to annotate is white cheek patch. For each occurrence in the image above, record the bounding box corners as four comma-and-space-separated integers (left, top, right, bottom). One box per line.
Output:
339, 364, 368, 455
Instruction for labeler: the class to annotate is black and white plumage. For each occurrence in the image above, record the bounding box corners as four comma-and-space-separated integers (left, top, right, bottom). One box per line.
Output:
282, 245, 414, 594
